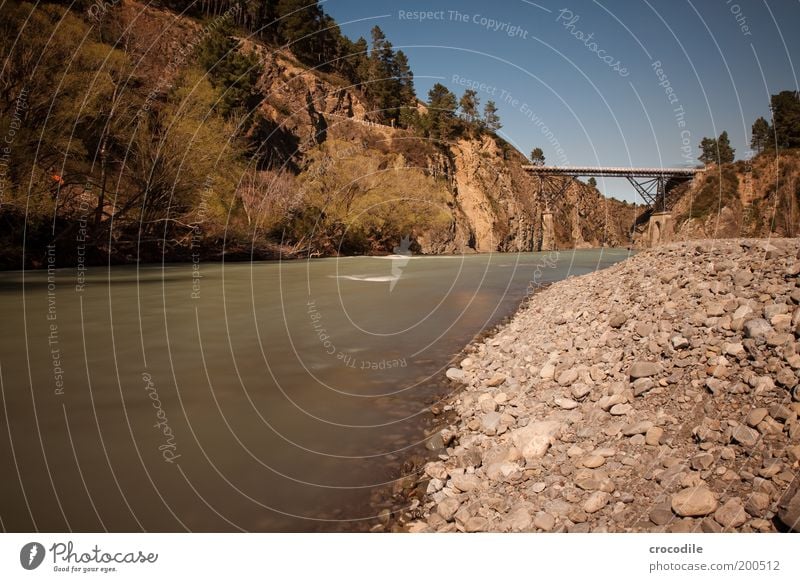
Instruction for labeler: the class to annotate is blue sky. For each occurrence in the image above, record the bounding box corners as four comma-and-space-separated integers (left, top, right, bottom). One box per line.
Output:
324, 0, 799, 202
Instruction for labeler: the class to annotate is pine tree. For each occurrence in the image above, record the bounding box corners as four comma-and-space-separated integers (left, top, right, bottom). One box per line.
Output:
459, 90, 479, 124
366, 26, 401, 123
426, 83, 458, 140
750, 116, 772, 153
394, 50, 416, 128
717, 131, 735, 164
771, 90, 800, 149
698, 136, 718, 165
588, 177, 597, 189
530, 147, 545, 165
483, 100, 501, 132
276, 0, 326, 64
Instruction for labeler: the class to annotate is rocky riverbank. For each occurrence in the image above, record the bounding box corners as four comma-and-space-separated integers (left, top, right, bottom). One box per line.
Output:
407, 239, 800, 533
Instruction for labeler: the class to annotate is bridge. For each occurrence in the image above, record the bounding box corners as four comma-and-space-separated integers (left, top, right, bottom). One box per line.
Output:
522, 165, 703, 210
521, 165, 704, 248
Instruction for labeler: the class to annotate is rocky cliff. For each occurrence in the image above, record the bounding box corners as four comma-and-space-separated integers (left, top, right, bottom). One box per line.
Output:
105, 1, 641, 256
658, 150, 800, 242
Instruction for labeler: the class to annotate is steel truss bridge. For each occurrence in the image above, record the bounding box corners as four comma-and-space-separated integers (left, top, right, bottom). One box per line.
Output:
522, 165, 703, 210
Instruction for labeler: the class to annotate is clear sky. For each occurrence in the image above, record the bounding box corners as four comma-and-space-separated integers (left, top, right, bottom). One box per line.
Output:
323, 0, 799, 202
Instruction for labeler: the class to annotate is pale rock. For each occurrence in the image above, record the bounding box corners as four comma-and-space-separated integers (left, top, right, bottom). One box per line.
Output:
731, 424, 760, 447
645, 426, 664, 446
583, 491, 610, 514
622, 420, 654, 436
510, 420, 564, 462
629, 361, 663, 379
672, 486, 718, 517
744, 318, 773, 339
557, 368, 579, 386
437, 497, 461, 521
554, 397, 579, 410
446, 367, 467, 382
610, 403, 633, 416
582, 455, 606, 469
534, 511, 556, 531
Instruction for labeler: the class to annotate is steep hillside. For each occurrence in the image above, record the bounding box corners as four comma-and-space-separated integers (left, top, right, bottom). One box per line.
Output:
0, 0, 639, 270
667, 150, 800, 240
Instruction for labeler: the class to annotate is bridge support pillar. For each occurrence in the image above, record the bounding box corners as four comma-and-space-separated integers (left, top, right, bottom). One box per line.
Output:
541, 211, 555, 251
647, 212, 672, 247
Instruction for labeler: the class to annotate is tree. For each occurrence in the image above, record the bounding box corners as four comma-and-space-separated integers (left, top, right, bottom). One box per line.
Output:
699, 136, 718, 166
393, 50, 416, 127
530, 147, 545, 165
425, 83, 458, 140
587, 177, 597, 189
365, 26, 402, 124
276, 0, 328, 64
483, 100, 501, 132
750, 116, 772, 153
771, 90, 800, 149
196, 24, 262, 117
459, 89, 479, 123
717, 131, 735, 164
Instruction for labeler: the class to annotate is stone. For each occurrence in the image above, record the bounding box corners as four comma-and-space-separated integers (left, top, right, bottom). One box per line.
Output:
465, 516, 489, 532
645, 426, 664, 446
533, 511, 555, 531
746, 408, 769, 427
745, 492, 771, 516
609, 312, 628, 328
744, 318, 773, 339
622, 420, 654, 436
446, 367, 467, 382
582, 455, 606, 469
629, 361, 663, 379
672, 486, 718, 517
486, 374, 506, 387
425, 462, 448, 480
731, 424, 760, 447
610, 403, 633, 416
539, 363, 555, 379
571, 383, 592, 400
450, 473, 481, 493
734, 270, 754, 286
714, 497, 748, 528
583, 491, 610, 514
690, 453, 715, 471
554, 397, 579, 410
777, 487, 800, 532
481, 412, 503, 434
633, 378, 655, 396
649, 504, 675, 526
507, 506, 533, 531
510, 420, 564, 462
671, 335, 689, 349
557, 369, 579, 386
724, 342, 745, 357
769, 403, 795, 423
437, 497, 461, 521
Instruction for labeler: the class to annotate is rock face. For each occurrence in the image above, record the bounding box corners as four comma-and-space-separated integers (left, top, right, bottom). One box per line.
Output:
405, 239, 800, 533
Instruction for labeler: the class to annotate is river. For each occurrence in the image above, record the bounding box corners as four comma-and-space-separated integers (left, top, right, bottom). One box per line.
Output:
0, 248, 631, 531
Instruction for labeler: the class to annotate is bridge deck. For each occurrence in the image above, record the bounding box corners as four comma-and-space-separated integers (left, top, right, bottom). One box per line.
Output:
522, 165, 702, 178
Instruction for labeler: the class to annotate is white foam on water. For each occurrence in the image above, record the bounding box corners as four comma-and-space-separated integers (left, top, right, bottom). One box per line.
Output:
332, 274, 400, 282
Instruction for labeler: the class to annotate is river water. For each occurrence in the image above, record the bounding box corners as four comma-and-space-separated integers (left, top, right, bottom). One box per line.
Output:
0, 248, 630, 531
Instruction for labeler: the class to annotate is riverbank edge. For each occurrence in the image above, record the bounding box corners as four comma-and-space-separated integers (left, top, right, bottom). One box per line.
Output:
398, 238, 800, 533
